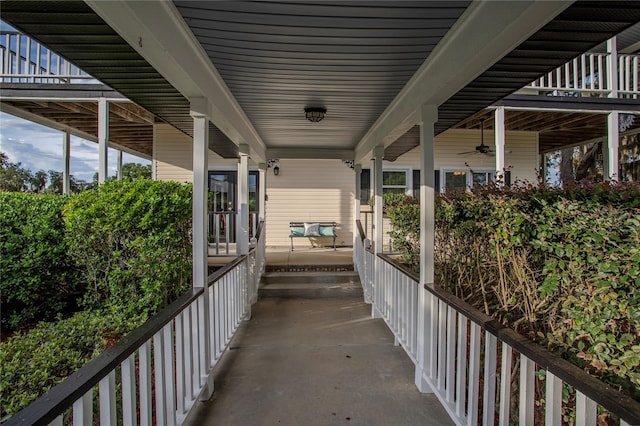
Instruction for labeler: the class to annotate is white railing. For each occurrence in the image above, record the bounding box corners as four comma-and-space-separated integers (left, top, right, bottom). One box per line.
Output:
354, 221, 373, 303
5, 245, 264, 426
525, 51, 640, 98
0, 30, 97, 84
208, 211, 259, 255
352, 221, 640, 425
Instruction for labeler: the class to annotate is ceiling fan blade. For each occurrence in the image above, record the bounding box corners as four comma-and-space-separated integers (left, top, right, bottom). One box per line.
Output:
457, 151, 477, 155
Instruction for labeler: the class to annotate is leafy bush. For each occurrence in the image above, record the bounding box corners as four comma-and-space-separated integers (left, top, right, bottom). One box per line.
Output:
386, 181, 640, 399
0, 193, 82, 333
63, 179, 193, 317
0, 308, 147, 420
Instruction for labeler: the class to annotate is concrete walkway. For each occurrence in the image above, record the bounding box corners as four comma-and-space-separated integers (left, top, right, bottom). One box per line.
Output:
183, 297, 453, 426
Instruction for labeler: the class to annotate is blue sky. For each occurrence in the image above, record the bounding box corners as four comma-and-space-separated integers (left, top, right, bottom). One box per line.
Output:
0, 112, 150, 183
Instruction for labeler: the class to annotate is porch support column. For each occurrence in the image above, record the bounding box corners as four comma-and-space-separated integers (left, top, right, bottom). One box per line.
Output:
62, 130, 71, 194
494, 107, 506, 183
190, 98, 213, 398
373, 146, 384, 255
354, 164, 362, 248
258, 162, 266, 223
372, 146, 384, 319
415, 104, 438, 393
97, 97, 109, 184
604, 37, 619, 181
237, 144, 250, 256
117, 150, 123, 181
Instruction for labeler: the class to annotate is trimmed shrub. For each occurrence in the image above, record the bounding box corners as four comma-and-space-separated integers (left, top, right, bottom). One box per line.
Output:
0, 193, 81, 333
63, 179, 193, 317
0, 308, 147, 420
386, 181, 640, 399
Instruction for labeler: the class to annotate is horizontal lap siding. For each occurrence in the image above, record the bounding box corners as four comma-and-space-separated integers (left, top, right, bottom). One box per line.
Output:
391, 128, 539, 184
154, 123, 242, 183
266, 159, 354, 248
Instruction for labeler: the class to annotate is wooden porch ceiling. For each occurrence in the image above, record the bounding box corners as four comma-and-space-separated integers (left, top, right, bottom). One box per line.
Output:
1, 99, 155, 157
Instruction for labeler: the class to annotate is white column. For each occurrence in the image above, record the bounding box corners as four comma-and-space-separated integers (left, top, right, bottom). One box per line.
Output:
190, 98, 212, 398
237, 144, 249, 255
97, 98, 109, 184
605, 37, 620, 181
494, 107, 506, 183
415, 104, 438, 393
117, 150, 123, 180
258, 162, 266, 223
62, 131, 71, 194
354, 164, 362, 244
373, 146, 384, 255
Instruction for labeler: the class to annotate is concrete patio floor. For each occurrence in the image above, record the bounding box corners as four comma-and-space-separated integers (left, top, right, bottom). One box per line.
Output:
183, 297, 453, 426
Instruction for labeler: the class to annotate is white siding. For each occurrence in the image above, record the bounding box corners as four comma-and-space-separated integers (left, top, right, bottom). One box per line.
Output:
265, 159, 354, 248
391, 128, 539, 185
153, 123, 243, 183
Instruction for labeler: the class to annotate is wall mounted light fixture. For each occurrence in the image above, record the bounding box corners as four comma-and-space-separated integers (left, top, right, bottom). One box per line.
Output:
268, 159, 280, 176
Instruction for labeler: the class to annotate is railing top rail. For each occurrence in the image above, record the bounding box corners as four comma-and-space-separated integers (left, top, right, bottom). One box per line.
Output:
377, 253, 640, 424
423, 281, 640, 424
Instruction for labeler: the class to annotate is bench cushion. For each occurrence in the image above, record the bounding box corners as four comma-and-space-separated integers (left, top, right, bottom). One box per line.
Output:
319, 226, 335, 237
290, 226, 304, 237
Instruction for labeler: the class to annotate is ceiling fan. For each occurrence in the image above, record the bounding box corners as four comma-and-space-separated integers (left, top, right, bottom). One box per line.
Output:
458, 118, 494, 156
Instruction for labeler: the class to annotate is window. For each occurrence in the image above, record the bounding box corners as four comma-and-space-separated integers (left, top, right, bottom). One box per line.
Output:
360, 169, 371, 205
442, 169, 498, 192
383, 170, 408, 194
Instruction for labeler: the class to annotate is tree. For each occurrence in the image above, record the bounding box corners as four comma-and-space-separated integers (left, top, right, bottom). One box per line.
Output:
0, 152, 32, 192
121, 162, 152, 180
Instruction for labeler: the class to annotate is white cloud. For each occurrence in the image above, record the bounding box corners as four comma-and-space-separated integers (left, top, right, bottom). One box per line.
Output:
0, 112, 150, 183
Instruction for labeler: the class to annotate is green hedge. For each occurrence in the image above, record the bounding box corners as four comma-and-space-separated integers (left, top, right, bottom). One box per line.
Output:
386, 182, 640, 399
0, 193, 82, 332
64, 179, 193, 317
0, 308, 147, 421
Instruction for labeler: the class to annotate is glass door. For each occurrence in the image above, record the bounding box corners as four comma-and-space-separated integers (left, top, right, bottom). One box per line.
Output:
209, 171, 237, 244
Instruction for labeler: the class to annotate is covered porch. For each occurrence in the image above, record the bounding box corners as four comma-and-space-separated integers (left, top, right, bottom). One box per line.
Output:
2, 1, 640, 425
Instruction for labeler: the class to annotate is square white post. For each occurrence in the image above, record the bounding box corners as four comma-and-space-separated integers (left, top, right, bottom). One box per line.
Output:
373, 146, 384, 255
354, 164, 362, 246
494, 106, 506, 183
258, 162, 266, 223
117, 150, 123, 180
190, 98, 213, 398
415, 104, 437, 393
237, 144, 250, 255
604, 37, 620, 181
62, 130, 71, 194
97, 97, 109, 184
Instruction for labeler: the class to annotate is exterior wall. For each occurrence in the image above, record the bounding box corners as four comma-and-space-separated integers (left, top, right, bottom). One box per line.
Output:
390, 128, 539, 185
265, 159, 354, 248
153, 123, 240, 183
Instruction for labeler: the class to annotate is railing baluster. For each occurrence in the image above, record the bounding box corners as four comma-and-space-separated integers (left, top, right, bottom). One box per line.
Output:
445, 306, 456, 404
467, 322, 481, 426
48, 415, 63, 426
191, 302, 200, 396
121, 353, 137, 426
183, 309, 193, 402
519, 355, 535, 426
139, 341, 152, 426
498, 343, 512, 426
576, 391, 597, 426
98, 370, 116, 426
437, 300, 447, 391
545, 371, 562, 426
72, 389, 93, 426
482, 332, 497, 426
197, 294, 207, 386
175, 313, 186, 416
162, 323, 177, 426
455, 313, 467, 419
153, 331, 166, 426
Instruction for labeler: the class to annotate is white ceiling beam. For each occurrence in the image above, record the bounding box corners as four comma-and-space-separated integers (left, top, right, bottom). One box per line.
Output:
354, 0, 573, 163
266, 148, 353, 160
86, 0, 267, 163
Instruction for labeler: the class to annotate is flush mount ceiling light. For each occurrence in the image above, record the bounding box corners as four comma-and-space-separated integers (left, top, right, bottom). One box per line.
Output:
304, 106, 327, 123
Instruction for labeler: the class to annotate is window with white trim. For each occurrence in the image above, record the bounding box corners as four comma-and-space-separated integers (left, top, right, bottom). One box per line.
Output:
383, 170, 410, 195
441, 169, 496, 192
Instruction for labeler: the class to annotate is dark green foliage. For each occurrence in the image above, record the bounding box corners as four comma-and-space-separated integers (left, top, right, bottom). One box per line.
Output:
386, 181, 640, 398
63, 179, 193, 317
0, 193, 82, 332
0, 308, 147, 421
